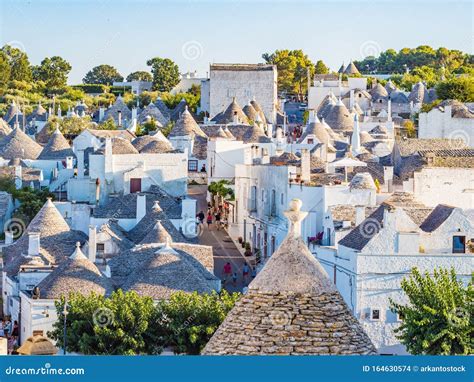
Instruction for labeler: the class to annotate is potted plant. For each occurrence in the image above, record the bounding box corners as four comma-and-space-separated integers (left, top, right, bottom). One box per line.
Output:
238, 237, 243, 244
244, 242, 252, 256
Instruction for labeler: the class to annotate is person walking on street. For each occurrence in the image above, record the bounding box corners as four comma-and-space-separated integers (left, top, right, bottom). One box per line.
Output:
198, 211, 205, 224
223, 262, 232, 285
242, 263, 250, 285
215, 211, 221, 230
206, 212, 213, 229
251, 266, 257, 279
232, 272, 238, 287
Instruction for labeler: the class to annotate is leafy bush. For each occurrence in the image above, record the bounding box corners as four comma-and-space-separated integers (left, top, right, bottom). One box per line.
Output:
390, 267, 473, 355
48, 290, 240, 355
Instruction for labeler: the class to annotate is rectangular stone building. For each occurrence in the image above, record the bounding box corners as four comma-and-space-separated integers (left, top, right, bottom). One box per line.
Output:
205, 64, 278, 123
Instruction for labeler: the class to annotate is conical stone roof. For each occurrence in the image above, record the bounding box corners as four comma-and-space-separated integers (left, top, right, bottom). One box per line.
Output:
299, 121, 330, 145
409, 82, 429, 104
132, 135, 159, 152
324, 100, 353, 131
202, 199, 376, 355
36, 242, 112, 299
242, 103, 259, 122
0, 118, 12, 137
212, 98, 249, 125
250, 99, 267, 124
370, 83, 389, 101
140, 139, 174, 154
38, 128, 74, 160
139, 221, 173, 245
223, 126, 235, 140
138, 102, 169, 126
243, 123, 271, 143
169, 107, 206, 138
154, 97, 171, 118
344, 61, 360, 76
2, 199, 88, 276
169, 99, 189, 122
4, 101, 21, 123
104, 96, 132, 123
27, 103, 48, 123
0, 127, 43, 159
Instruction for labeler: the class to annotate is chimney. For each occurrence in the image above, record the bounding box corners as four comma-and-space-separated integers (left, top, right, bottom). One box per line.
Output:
88, 225, 97, 263
383, 166, 394, 193
99, 107, 105, 122
105, 137, 113, 157
349, 90, 355, 109
261, 148, 270, 164
28, 232, 40, 256
5, 231, 14, 245
301, 149, 310, 182
117, 110, 122, 127
181, 198, 197, 237
308, 109, 316, 123
136, 194, 146, 224
14, 165, 22, 189
266, 123, 273, 138
66, 156, 74, 169
355, 206, 365, 226
131, 107, 138, 121
387, 98, 392, 121
77, 150, 85, 178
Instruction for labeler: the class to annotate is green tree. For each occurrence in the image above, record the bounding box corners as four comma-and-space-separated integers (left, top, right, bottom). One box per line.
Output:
390, 268, 473, 355
1, 44, 32, 82
83, 64, 123, 85
402, 120, 417, 138
436, 76, 474, 102
126, 71, 152, 82
32, 56, 72, 90
45, 115, 95, 136
0, 176, 54, 226
48, 290, 239, 355
155, 291, 240, 354
208, 180, 234, 200
355, 46, 472, 75
49, 291, 159, 355
262, 49, 314, 97
314, 60, 329, 74
147, 57, 180, 92
0, 50, 11, 95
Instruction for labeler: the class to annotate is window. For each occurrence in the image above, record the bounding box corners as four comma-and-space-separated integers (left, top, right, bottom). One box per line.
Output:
188, 160, 198, 172
307, 138, 314, 145
371, 308, 381, 320
261, 189, 265, 202
97, 243, 105, 252
453, 236, 466, 253
280, 193, 284, 205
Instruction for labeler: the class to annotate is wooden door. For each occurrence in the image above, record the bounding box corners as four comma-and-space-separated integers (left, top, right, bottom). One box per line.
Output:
130, 178, 142, 193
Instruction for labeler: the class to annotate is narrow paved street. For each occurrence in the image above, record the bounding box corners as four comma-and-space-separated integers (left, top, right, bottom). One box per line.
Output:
188, 185, 247, 293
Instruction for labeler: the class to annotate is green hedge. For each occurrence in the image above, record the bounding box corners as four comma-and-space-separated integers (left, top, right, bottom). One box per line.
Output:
109, 85, 132, 96
72, 84, 109, 94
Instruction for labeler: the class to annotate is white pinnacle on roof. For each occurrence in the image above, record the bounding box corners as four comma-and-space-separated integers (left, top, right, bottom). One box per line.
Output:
351, 114, 362, 155
69, 242, 88, 260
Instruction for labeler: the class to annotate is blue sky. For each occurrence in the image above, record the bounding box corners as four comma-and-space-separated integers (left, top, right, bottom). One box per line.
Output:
0, 0, 472, 84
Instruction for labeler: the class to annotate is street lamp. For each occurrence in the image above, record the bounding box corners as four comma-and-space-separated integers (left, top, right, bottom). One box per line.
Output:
62, 299, 68, 355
